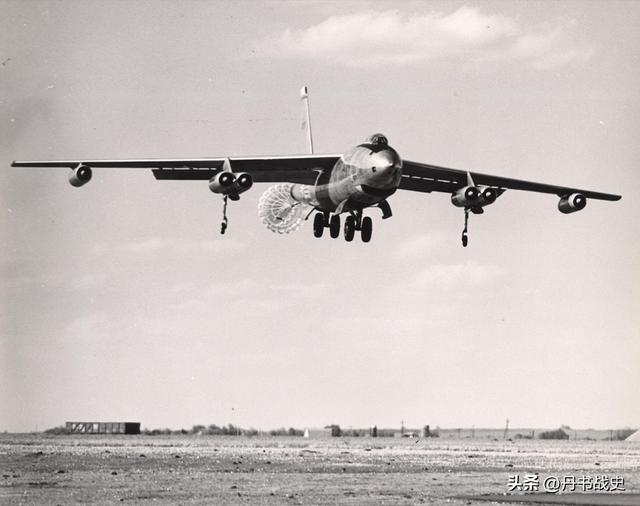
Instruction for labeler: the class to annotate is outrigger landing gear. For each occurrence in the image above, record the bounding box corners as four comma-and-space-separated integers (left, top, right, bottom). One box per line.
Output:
220, 195, 229, 235
461, 207, 469, 247
220, 192, 243, 234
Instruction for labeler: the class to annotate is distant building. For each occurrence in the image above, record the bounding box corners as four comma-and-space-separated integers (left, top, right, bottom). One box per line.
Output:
303, 428, 332, 438
394, 431, 417, 438
65, 422, 140, 435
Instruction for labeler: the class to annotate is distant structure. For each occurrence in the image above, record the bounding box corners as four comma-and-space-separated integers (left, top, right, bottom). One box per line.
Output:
303, 428, 332, 438
66, 421, 140, 435
394, 429, 418, 438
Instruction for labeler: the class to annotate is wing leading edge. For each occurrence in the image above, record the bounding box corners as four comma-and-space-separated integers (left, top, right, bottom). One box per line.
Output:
11, 155, 341, 185
12, 155, 621, 201
400, 160, 621, 201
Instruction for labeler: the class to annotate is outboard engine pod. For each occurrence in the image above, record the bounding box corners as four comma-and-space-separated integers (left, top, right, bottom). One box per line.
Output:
451, 186, 480, 207
558, 193, 587, 214
68, 164, 92, 187
209, 172, 236, 193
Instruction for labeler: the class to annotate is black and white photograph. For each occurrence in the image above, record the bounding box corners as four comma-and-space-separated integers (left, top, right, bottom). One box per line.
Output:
1, 1, 639, 504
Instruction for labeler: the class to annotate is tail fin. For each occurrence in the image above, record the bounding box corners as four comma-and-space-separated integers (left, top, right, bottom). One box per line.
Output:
300, 86, 314, 154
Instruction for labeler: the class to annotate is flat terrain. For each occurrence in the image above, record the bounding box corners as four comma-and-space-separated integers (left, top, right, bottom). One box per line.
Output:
1, 434, 639, 505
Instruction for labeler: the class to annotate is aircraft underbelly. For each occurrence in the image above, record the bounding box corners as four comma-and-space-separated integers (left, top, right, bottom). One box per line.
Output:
318, 181, 388, 211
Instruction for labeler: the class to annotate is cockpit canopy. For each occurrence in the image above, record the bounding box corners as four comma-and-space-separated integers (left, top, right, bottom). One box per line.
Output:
366, 133, 388, 145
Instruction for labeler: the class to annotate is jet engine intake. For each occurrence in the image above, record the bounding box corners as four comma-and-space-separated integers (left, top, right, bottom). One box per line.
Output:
208, 172, 236, 193
209, 172, 253, 197
451, 186, 480, 207
452, 185, 499, 208
233, 172, 253, 194
477, 186, 497, 206
558, 193, 587, 214
68, 164, 92, 187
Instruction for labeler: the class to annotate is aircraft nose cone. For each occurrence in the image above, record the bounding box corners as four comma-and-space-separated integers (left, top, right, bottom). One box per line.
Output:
374, 151, 395, 171
373, 151, 395, 169
371, 150, 402, 183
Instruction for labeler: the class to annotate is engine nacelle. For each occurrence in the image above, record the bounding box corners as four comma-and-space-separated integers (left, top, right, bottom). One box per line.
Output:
451, 186, 480, 207
558, 193, 587, 214
233, 172, 253, 193
477, 186, 497, 206
452, 185, 499, 208
68, 164, 92, 187
208, 172, 236, 193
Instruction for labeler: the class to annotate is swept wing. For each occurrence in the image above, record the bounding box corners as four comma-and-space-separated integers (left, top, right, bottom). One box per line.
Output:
400, 160, 620, 201
11, 155, 341, 185
12, 156, 621, 201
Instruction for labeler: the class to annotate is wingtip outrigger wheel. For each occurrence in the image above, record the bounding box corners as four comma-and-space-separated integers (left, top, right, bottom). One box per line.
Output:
220, 195, 229, 235
461, 207, 469, 247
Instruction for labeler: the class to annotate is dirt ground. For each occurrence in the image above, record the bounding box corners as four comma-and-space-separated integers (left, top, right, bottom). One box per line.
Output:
1, 434, 639, 505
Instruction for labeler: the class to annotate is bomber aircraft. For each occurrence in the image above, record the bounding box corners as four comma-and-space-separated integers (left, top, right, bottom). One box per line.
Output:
12, 87, 620, 246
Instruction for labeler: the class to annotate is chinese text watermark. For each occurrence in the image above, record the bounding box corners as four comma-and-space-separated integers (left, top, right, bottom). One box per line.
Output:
508, 474, 625, 493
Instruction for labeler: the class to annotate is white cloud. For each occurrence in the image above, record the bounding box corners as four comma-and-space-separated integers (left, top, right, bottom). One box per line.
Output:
385, 260, 504, 306
393, 233, 445, 261
505, 21, 594, 70
119, 237, 166, 254
325, 315, 423, 338
256, 6, 592, 70
270, 282, 328, 299
92, 237, 246, 256
4, 271, 106, 291
410, 260, 503, 292
68, 272, 108, 291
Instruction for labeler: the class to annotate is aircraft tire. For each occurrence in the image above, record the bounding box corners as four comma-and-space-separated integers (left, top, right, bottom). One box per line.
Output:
344, 215, 356, 242
313, 213, 325, 238
361, 216, 372, 242
329, 215, 340, 238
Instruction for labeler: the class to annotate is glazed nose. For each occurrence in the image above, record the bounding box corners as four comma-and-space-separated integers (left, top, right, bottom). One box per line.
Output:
371, 151, 401, 180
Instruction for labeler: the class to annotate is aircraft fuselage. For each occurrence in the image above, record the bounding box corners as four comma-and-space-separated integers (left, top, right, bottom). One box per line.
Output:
290, 136, 403, 214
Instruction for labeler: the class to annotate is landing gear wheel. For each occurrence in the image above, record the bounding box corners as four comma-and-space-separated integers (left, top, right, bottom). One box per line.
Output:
462, 232, 468, 247
361, 216, 372, 242
329, 215, 340, 238
313, 212, 325, 238
344, 215, 356, 242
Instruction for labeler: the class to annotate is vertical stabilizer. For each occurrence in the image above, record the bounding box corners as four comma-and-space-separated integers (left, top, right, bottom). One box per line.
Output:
300, 86, 314, 154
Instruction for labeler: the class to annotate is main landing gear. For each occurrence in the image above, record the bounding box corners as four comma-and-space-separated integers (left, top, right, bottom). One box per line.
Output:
312, 211, 372, 242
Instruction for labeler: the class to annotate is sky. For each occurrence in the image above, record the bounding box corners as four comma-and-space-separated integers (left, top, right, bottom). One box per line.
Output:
1, 0, 639, 433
